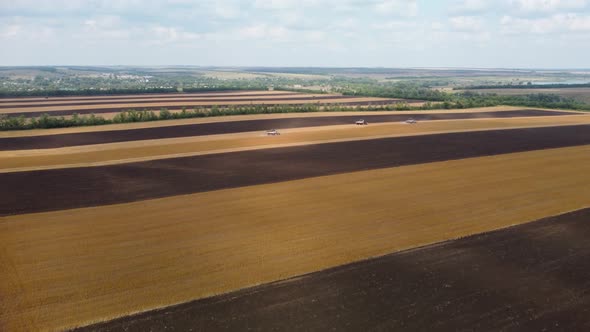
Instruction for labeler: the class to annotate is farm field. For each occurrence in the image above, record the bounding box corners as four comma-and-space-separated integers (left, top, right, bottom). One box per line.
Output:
0, 90, 419, 118
78, 207, 590, 332
1, 99, 590, 331
2, 145, 590, 331
0, 105, 561, 137
0, 91, 299, 104
4, 122, 590, 216
0, 109, 580, 150
0, 90, 295, 103
1, 113, 589, 172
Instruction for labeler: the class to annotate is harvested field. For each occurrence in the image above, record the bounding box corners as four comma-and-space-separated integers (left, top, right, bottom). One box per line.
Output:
0, 92, 302, 106
2, 145, 590, 331
2, 124, 590, 216
0, 90, 295, 103
0, 106, 570, 137
3, 103, 590, 332
0, 95, 373, 109
79, 208, 590, 332
0, 95, 416, 118
0, 110, 577, 150
2, 114, 590, 172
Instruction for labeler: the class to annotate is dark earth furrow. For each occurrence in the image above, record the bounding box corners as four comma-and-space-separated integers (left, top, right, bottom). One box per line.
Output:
2, 124, 590, 216
0, 95, 360, 109
1, 99, 418, 118
0, 92, 299, 103
73, 208, 590, 332
0, 110, 574, 150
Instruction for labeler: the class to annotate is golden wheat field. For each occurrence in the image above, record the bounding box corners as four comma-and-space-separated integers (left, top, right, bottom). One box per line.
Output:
1, 100, 590, 331
1, 145, 590, 331
1, 113, 589, 172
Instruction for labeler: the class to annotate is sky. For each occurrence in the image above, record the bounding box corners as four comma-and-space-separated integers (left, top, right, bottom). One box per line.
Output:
1, 0, 589, 68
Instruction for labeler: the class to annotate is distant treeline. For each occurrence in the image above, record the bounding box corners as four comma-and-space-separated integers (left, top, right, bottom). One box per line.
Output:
0, 87, 258, 98
2, 92, 588, 131
341, 83, 449, 101
0, 102, 442, 131
460, 83, 590, 90
452, 91, 590, 110
337, 82, 590, 111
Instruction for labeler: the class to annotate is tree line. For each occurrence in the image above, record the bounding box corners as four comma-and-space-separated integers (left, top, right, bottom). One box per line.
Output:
0, 102, 443, 131
460, 83, 590, 90
334, 82, 590, 111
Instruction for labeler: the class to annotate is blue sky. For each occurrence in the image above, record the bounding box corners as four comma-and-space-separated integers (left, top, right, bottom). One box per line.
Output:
1, 0, 589, 68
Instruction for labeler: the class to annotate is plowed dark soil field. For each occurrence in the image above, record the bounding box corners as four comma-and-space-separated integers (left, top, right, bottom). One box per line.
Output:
0, 110, 575, 150
2, 98, 418, 118
0, 92, 298, 104
76, 208, 590, 332
0, 95, 368, 109
2, 124, 590, 216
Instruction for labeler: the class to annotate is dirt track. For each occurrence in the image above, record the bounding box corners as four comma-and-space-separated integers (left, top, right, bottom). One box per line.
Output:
3, 124, 590, 216
0, 110, 575, 150
76, 208, 590, 332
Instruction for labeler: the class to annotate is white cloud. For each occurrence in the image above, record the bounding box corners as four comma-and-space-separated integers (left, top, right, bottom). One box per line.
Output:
507, 0, 589, 13
374, 0, 418, 16
449, 16, 484, 31
372, 21, 417, 30
0, 0, 147, 13
0, 17, 56, 42
332, 18, 358, 29
254, 0, 317, 10
1, 0, 590, 67
452, 0, 490, 14
151, 26, 200, 44
501, 13, 590, 34
238, 24, 288, 39
83, 16, 122, 29
0, 25, 22, 39
214, 2, 241, 19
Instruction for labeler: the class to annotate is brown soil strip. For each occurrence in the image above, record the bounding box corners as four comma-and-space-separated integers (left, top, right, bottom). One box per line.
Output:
2, 146, 590, 332
0, 95, 357, 109
2, 124, 590, 216
0, 92, 301, 106
0, 90, 292, 103
76, 208, 590, 332
0, 110, 575, 150
3, 114, 590, 172
0, 97, 410, 117
0, 106, 537, 137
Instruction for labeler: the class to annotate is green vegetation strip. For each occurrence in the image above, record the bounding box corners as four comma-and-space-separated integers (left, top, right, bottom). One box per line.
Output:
0, 103, 434, 131
338, 82, 590, 111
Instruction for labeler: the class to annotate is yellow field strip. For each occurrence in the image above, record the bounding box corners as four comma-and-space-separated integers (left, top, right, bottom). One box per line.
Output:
1, 145, 590, 331
79, 106, 580, 122
0, 97, 394, 114
78, 103, 426, 120
0, 90, 297, 103
0, 106, 544, 138
0, 92, 325, 107
2, 114, 590, 172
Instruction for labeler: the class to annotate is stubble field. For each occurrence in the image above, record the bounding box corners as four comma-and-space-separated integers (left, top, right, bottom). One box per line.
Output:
1, 91, 590, 331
